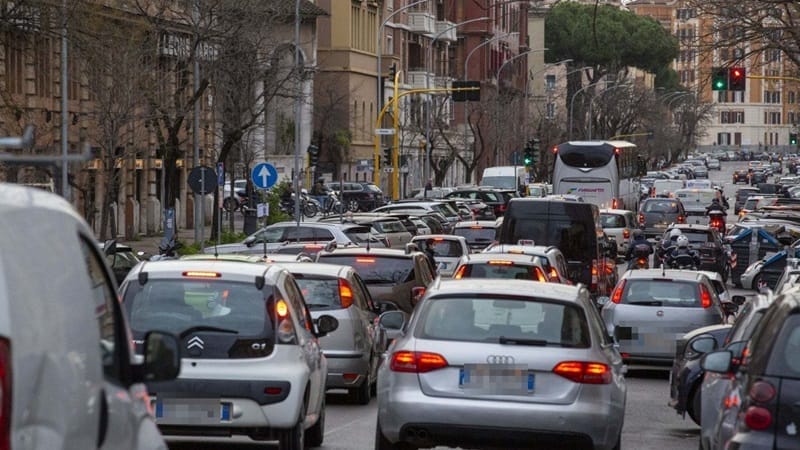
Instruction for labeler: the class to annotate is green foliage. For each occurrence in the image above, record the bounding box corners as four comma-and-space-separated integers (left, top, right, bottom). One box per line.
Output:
545, 3, 679, 75
266, 180, 292, 224
177, 230, 248, 256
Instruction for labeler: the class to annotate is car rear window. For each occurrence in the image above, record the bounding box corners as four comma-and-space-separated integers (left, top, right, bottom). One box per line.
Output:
294, 277, 344, 310
666, 231, 710, 244
454, 226, 497, 243
432, 203, 459, 218
767, 314, 800, 377
124, 279, 271, 336
481, 192, 501, 202
372, 219, 407, 233
456, 262, 545, 281
600, 213, 626, 228
319, 255, 413, 284
417, 239, 465, 257
416, 297, 590, 348
737, 190, 758, 200
620, 280, 704, 307
643, 201, 679, 213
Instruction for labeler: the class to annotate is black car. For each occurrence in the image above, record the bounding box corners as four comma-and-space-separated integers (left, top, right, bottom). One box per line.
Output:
734, 187, 759, 214
701, 291, 800, 449
732, 169, 750, 184
750, 169, 768, 185
444, 188, 509, 217
336, 182, 385, 212
660, 224, 731, 280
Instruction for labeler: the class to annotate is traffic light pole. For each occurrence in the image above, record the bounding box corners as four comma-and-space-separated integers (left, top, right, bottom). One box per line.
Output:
372, 84, 480, 199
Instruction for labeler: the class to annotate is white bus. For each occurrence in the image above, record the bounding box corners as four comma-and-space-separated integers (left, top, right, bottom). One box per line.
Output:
552, 140, 642, 211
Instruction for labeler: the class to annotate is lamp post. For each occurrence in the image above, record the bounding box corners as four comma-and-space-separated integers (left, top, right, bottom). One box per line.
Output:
423, 16, 489, 187
588, 82, 633, 140
568, 80, 602, 141
666, 92, 696, 110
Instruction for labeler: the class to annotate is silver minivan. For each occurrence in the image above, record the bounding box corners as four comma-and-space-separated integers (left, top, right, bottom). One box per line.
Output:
1, 184, 180, 450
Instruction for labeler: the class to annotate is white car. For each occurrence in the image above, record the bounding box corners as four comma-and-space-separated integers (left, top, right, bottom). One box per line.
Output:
600, 209, 638, 255
1, 183, 180, 450
120, 260, 339, 449
410, 235, 470, 277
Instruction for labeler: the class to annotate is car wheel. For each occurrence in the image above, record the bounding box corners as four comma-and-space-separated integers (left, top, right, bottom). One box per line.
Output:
305, 397, 325, 448
350, 376, 371, 405
687, 385, 702, 426
752, 274, 764, 292
375, 420, 415, 450
347, 199, 360, 212
278, 407, 305, 450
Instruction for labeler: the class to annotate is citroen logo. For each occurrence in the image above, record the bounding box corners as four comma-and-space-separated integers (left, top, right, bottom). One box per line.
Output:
187, 336, 205, 350
486, 355, 515, 364
656, 310, 664, 317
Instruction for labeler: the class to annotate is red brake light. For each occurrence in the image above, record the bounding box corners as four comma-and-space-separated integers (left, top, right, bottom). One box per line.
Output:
487, 260, 513, 265
552, 146, 558, 154
699, 284, 712, 308
611, 279, 626, 304
453, 266, 466, 279
744, 406, 773, 430
338, 279, 354, 308
612, 198, 619, 209
749, 380, 776, 403
638, 213, 645, 224
614, 147, 621, 155
0, 338, 9, 450
623, 229, 630, 239
275, 299, 289, 319
534, 267, 547, 282
355, 257, 375, 263
390, 351, 448, 373
548, 268, 559, 282
677, 215, 685, 224
552, 361, 612, 384
264, 386, 283, 395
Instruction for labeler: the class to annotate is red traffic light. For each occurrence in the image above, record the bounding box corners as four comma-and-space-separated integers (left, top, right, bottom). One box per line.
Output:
729, 67, 746, 91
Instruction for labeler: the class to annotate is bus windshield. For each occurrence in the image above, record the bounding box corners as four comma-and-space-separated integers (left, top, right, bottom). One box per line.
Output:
558, 145, 614, 168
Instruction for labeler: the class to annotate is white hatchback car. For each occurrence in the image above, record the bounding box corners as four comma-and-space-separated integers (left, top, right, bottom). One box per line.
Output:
410, 234, 470, 277
1, 183, 180, 450
120, 260, 339, 449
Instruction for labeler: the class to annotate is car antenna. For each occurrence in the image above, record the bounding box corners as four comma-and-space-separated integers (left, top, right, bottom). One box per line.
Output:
366, 225, 372, 252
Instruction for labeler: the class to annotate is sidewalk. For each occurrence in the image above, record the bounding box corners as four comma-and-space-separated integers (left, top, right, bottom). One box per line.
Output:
116, 214, 246, 257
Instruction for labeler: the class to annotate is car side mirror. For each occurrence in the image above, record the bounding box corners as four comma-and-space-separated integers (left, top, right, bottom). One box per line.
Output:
103, 239, 117, 256
141, 331, 181, 382
596, 296, 611, 307
375, 301, 399, 314
314, 315, 339, 337
689, 335, 717, 354
379, 311, 406, 340
700, 350, 733, 373
721, 302, 739, 315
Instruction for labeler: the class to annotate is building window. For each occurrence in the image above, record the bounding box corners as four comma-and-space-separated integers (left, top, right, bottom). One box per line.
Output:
546, 102, 556, 120
545, 74, 555, 91
33, 36, 51, 98
789, 112, 795, 124
765, 111, 781, 124
717, 133, 731, 145
789, 91, 796, 104
5, 31, 26, 95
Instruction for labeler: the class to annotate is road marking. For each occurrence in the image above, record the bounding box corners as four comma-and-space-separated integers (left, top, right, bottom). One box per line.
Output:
325, 416, 370, 437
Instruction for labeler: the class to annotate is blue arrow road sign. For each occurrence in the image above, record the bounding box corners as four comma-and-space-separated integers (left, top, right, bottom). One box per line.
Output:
251, 162, 278, 190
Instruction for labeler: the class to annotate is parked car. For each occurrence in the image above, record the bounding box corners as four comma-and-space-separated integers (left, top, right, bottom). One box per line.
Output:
277, 262, 384, 405
1, 184, 180, 450
638, 198, 687, 239
445, 187, 508, 217
701, 289, 800, 450
452, 220, 501, 251
740, 244, 800, 291
334, 182, 384, 212
375, 279, 626, 450
410, 235, 470, 277
120, 260, 339, 449
316, 246, 436, 313
600, 209, 638, 256
601, 269, 726, 367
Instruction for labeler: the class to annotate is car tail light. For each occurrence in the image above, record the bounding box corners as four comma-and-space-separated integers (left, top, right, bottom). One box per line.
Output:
548, 267, 560, 282
339, 279, 354, 308
390, 351, 448, 373
744, 406, 773, 430
612, 198, 619, 209
411, 286, 426, 303
272, 299, 296, 344
699, 284, 712, 308
677, 215, 685, 224
534, 267, 547, 282
0, 338, 9, 450
182, 271, 221, 278
356, 257, 376, 263
552, 361, 612, 384
487, 260, 513, 265
638, 213, 645, 225
264, 386, 283, 395
453, 266, 466, 279
749, 380, 776, 403
611, 279, 626, 304
591, 260, 598, 291
623, 229, 630, 239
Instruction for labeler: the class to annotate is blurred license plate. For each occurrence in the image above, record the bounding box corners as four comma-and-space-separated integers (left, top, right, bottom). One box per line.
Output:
459, 364, 533, 394
155, 398, 231, 424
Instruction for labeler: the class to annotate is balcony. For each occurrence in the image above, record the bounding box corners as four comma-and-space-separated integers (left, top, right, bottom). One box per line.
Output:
409, 12, 435, 35
407, 70, 434, 89
435, 20, 457, 42
434, 76, 451, 89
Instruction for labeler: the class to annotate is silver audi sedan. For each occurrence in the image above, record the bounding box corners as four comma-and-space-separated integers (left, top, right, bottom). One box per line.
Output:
375, 279, 627, 450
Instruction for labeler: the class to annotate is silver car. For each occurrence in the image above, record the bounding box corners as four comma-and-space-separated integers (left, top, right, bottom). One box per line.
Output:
206, 221, 360, 255
452, 252, 550, 282
376, 279, 627, 450
410, 234, 469, 277
277, 262, 384, 405
602, 269, 726, 367
600, 209, 637, 256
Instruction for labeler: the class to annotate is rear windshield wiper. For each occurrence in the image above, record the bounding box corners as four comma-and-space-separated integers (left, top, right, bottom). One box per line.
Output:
498, 336, 548, 346
626, 300, 664, 306
363, 279, 396, 284
179, 325, 239, 337
305, 303, 334, 308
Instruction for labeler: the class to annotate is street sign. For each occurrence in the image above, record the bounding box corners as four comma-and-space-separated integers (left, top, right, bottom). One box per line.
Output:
216, 162, 224, 186
251, 162, 278, 190
383, 167, 394, 173
187, 165, 217, 195
509, 151, 520, 166
374, 128, 396, 135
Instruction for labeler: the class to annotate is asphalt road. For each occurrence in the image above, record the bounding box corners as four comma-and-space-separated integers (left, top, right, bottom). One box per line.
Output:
168, 161, 755, 450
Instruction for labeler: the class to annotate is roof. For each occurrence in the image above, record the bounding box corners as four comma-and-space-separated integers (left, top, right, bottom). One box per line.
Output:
318, 247, 416, 258
453, 220, 501, 228
668, 223, 713, 231
460, 253, 542, 264
411, 234, 466, 242
600, 208, 633, 215
0, 183, 83, 223
430, 279, 587, 302
622, 269, 708, 282
483, 244, 555, 256
134, 259, 282, 282
272, 262, 349, 278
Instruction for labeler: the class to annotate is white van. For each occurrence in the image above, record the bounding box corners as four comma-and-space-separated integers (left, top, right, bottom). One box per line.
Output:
0, 183, 180, 450
480, 166, 528, 192
675, 188, 717, 225
652, 179, 685, 197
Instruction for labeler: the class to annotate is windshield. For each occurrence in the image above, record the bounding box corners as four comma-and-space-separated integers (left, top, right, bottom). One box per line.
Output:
454, 226, 497, 243
481, 176, 517, 190
123, 279, 270, 336
457, 262, 545, 281
294, 277, 344, 310
415, 297, 590, 347
620, 280, 703, 307
319, 255, 413, 284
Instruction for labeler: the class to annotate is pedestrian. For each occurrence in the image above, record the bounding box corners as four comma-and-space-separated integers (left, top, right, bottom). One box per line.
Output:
424, 178, 433, 199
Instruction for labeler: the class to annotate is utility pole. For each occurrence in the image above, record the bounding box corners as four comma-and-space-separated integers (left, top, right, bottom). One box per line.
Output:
61, 0, 69, 200
293, 0, 303, 227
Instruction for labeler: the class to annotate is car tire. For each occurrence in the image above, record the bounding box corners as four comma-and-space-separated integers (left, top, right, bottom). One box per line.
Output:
351, 376, 371, 405
279, 407, 306, 450
306, 398, 325, 448
303, 203, 318, 218
687, 385, 702, 426
375, 421, 415, 450
752, 274, 764, 292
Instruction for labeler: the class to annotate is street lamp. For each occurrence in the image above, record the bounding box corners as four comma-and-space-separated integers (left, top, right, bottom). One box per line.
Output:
587, 82, 633, 140
423, 16, 490, 186
568, 80, 602, 141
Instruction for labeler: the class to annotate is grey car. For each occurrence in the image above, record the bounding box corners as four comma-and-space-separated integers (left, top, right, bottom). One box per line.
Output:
206, 221, 359, 255
277, 262, 384, 405
601, 269, 726, 367
375, 279, 627, 450
452, 252, 549, 282
638, 198, 687, 239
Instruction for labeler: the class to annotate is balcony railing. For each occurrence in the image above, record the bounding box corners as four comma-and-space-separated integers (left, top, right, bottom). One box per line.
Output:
435, 20, 457, 42
434, 76, 451, 89
407, 70, 435, 89
409, 12, 435, 34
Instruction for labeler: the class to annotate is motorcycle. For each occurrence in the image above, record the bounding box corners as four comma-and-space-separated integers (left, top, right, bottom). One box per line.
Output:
708, 210, 726, 234
280, 191, 319, 218
629, 244, 652, 270
150, 237, 182, 261
667, 252, 699, 270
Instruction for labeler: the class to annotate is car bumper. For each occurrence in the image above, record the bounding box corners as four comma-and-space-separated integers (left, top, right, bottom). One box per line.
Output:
324, 352, 370, 389
726, 430, 775, 450
377, 376, 624, 450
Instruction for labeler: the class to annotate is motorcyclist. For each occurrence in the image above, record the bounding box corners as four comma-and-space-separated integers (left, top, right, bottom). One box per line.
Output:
706, 197, 727, 215
667, 235, 701, 269
656, 228, 682, 265
626, 229, 653, 269
715, 188, 730, 210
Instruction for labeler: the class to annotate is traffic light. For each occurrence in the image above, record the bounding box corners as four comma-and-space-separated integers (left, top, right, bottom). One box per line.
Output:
388, 63, 397, 81
790, 133, 798, 146
307, 144, 320, 167
711, 67, 728, 91
729, 67, 746, 91
523, 139, 539, 167
382, 147, 392, 166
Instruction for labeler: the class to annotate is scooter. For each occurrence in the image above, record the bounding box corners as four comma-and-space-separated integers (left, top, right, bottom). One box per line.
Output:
630, 244, 652, 270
